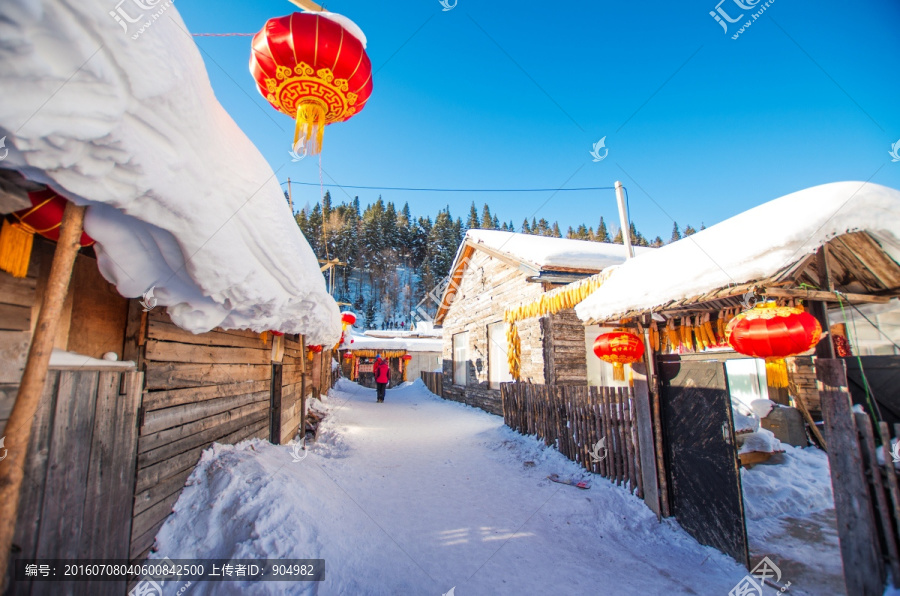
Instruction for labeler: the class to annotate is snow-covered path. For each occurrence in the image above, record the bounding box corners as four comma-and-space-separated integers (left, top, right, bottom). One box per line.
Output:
154, 379, 754, 595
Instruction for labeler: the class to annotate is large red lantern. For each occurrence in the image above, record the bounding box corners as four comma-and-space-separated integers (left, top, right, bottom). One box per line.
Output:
725, 301, 822, 388
0, 188, 95, 278
250, 12, 373, 156
592, 331, 645, 381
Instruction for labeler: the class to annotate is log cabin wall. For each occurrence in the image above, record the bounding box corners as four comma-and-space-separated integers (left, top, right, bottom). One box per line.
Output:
542, 308, 589, 385
279, 334, 307, 444
440, 250, 545, 415
129, 309, 272, 562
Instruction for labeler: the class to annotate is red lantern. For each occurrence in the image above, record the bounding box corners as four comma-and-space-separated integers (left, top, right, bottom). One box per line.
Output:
341, 312, 357, 326
725, 302, 822, 388
250, 12, 373, 156
270, 330, 284, 337
0, 188, 95, 278
592, 331, 645, 381
343, 352, 353, 359
401, 354, 412, 361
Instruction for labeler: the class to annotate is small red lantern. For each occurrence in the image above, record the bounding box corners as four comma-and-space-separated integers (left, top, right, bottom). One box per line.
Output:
401, 354, 412, 361
0, 188, 95, 278
726, 301, 821, 388
592, 331, 645, 381
250, 12, 373, 156
341, 312, 357, 326
343, 352, 353, 359
270, 330, 284, 337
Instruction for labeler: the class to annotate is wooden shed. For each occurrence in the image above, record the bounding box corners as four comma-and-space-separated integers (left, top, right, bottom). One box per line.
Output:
433, 230, 638, 414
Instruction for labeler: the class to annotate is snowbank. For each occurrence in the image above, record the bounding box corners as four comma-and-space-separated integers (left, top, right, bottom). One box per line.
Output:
465, 229, 651, 271
741, 445, 833, 521
576, 182, 900, 323
348, 331, 442, 352
0, 0, 341, 344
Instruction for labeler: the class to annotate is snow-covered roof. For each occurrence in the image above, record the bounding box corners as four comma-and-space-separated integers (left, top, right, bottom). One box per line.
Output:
347, 332, 442, 353
576, 182, 900, 323
0, 0, 340, 345
465, 229, 650, 271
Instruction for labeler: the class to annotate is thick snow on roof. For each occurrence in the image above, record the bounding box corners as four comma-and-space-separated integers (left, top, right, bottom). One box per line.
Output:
576, 182, 900, 323
0, 0, 340, 344
348, 331, 443, 353
465, 229, 650, 271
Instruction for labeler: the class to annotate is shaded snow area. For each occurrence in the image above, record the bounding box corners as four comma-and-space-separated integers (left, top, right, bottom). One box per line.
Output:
741, 446, 845, 595
152, 379, 752, 595
576, 181, 900, 323
0, 0, 340, 344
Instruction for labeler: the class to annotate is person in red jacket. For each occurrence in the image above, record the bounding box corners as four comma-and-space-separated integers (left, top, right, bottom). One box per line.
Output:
373, 355, 390, 403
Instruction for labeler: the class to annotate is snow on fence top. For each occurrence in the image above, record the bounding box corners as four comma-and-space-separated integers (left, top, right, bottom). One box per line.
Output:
465, 229, 651, 271
0, 0, 340, 345
575, 181, 900, 323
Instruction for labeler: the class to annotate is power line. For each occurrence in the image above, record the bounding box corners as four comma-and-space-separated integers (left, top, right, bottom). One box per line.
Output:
279, 181, 617, 193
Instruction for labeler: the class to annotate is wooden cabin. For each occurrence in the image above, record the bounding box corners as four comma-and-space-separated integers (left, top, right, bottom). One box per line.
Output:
0, 192, 337, 593
341, 329, 442, 389
433, 230, 637, 414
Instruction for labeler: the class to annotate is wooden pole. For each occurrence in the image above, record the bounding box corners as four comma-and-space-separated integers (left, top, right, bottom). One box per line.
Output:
0, 202, 86, 582
287, 0, 324, 11
287, 177, 294, 214
614, 181, 635, 259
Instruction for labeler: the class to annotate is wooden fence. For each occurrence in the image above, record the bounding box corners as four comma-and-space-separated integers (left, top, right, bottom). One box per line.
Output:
501, 383, 642, 496
420, 371, 443, 397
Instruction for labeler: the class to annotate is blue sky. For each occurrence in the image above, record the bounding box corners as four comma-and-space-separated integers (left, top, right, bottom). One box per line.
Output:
179, 0, 900, 240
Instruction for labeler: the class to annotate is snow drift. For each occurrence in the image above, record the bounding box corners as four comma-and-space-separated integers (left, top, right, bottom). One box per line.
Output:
0, 0, 340, 344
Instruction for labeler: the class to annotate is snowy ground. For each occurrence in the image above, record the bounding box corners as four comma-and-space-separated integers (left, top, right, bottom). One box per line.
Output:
151, 379, 826, 595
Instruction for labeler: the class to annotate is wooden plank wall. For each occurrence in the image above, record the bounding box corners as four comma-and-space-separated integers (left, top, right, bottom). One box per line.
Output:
420, 371, 443, 397
501, 382, 643, 496
129, 310, 271, 562
542, 308, 589, 385
280, 334, 306, 444
0, 259, 36, 432
7, 369, 142, 596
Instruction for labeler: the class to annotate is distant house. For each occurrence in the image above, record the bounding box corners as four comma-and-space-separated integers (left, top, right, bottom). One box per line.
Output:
433, 230, 641, 414
341, 326, 443, 388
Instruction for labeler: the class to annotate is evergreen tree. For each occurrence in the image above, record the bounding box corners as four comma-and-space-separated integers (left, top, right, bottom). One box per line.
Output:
321, 190, 332, 220
612, 227, 623, 244
595, 217, 610, 242
670, 222, 682, 243
492, 214, 500, 229
651, 236, 664, 247
700, 222, 706, 230
551, 222, 562, 238
364, 298, 376, 329
508, 220, 515, 232
683, 224, 697, 237
466, 202, 480, 229
521, 218, 530, 234
481, 204, 493, 229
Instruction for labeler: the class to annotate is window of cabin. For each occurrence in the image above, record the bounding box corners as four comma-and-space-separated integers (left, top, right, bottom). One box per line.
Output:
487, 322, 512, 389
452, 331, 469, 386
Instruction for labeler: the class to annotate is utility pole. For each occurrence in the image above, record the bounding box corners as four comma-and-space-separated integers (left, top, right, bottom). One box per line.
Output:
287, 177, 294, 214
615, 180, 634, 259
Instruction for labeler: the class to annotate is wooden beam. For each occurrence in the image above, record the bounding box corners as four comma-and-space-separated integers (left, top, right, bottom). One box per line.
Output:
0, 202, 86, 581
761, 287, 891, 304
287, 0, 324, 11
817, 358, 884, 596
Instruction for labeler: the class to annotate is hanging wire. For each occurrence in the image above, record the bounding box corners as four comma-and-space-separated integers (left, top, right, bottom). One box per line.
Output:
848, 301, 900, 352
278, 181, 617, 193
836, 295, 882, 421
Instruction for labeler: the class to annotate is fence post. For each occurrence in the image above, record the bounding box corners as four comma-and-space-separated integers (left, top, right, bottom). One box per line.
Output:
817, 358, 883, 596
633, 363, 660, 518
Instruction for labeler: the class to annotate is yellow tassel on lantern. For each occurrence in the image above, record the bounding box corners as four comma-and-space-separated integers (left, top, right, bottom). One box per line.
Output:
765, 358, 789, 388
293, 101, 327, 156
0, 219, 35, 278
612, 362, 625, 381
